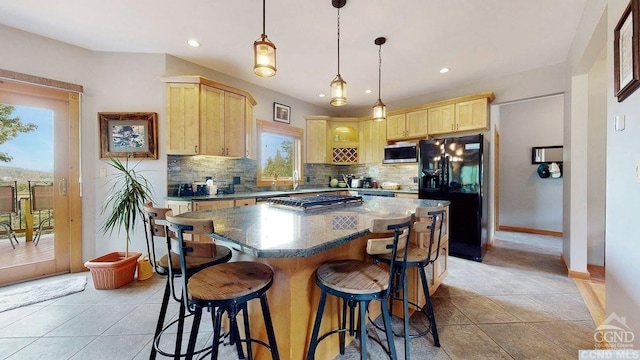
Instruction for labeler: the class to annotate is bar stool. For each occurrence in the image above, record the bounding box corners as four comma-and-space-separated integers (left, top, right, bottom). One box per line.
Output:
165, 212, 280, 360
143, 203, 232, 360
307, 214, 413, 360
367, 206, 446, 360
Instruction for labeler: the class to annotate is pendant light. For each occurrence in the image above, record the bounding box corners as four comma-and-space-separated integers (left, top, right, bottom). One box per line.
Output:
372, 37, 387, 121
330, 0, 347, 106
253, 0, 276, 77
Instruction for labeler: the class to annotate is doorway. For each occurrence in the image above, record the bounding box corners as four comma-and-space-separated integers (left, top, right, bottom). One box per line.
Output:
0, 77, 82, 285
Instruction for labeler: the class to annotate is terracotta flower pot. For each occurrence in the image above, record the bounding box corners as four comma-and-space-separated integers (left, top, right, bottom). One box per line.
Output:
84, 251, 141, 289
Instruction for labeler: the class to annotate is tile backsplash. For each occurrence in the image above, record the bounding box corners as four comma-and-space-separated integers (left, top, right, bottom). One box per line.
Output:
167, 155, 418, 196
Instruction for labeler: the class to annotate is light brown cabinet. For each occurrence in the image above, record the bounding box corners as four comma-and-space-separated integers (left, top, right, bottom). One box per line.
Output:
305, 116, 360, 164
359, 117, 387, 164
306, 118, 328, 164
427, 104, 455, 135
193, 200, 235, 211
455, 98, 489, 132
386, 109, 428, 141
234, 198, 256, 207
160, 76, 256, 157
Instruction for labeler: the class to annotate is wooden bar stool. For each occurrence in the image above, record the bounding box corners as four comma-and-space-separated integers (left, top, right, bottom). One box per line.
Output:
165, 212, 280, 360
367, 206, 446, 360
306, 214, 413, 360
143, 203, 232, 360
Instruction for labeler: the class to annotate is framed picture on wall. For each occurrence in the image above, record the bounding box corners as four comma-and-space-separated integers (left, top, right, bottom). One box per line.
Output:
273, 102, 291, 124
99, 112, 158, 159
614, 0, 640, 102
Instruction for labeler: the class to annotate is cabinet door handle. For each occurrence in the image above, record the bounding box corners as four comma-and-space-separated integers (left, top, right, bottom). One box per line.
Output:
194, 145, 198, 153
187, 203, 192, 211
226, 148, 229, 155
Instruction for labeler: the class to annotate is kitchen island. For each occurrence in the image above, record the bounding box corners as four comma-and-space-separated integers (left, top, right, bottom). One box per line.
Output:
175, 196, 448, 360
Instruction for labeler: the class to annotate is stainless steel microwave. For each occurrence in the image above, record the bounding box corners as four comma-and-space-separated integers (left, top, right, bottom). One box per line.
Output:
383, 143, 418, 164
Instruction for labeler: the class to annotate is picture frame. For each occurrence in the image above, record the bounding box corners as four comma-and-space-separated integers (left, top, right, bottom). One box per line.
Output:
99, 112, 158, 159
614, 0, 640, 102
273, 102, 291, 124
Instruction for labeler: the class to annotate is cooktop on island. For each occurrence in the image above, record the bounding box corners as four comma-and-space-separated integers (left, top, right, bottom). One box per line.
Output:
267, 194, 363, 211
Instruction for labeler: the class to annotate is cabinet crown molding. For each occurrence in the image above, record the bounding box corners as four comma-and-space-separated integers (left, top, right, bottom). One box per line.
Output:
159, 75, 257, 106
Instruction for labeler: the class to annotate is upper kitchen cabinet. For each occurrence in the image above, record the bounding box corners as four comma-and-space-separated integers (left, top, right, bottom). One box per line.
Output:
427, 104, 455, 135
160, 75, 257, 157
306, 117, 328, 164
359, 117, 387, 164
427, 92, 495, 136
329, 118, 359, 164
455, 98, 489, 132
386, 109, 428, 141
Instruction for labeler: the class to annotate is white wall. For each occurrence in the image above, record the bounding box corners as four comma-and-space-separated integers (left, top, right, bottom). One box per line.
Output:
567, 0, 640, 346
604, 0, 640, 347
587, 51, 607, 266
499, 95, 564, 232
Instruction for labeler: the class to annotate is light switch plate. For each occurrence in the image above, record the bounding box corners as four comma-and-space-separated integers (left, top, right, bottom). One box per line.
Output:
99, 168, 107, 178
636, 161, 640, 184
615, 115, 625, 131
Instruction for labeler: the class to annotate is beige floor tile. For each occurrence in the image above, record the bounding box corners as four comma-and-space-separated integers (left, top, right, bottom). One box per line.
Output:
438, 324, 513, 360
488, 295, 570, 322
478, 323, 574, 359
449, 296, 520, 324
5, 335, 95, 360
528, 320, 596, 355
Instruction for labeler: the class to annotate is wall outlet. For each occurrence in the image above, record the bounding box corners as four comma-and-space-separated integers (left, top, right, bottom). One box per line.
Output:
233, 176, 241, 185
99, 168, 107, 178
636, 161, 640, 184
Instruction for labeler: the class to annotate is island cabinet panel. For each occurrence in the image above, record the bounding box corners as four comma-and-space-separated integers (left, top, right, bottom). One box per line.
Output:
234, 198, 256, 206
427, 104, 455, 135
456, 97, 489, 132
192, 200, 235, 211
306, 118, 328, 163
166, 84, 200, 154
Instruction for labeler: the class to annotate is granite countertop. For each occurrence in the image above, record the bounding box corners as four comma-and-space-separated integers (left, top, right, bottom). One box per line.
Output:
166, 187, 418, 202
175, 196, 447, 258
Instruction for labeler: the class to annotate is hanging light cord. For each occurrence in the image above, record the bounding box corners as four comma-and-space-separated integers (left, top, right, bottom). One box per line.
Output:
378, 44, 382, 99
262, 0, 266, 36
337, 8, 341, 75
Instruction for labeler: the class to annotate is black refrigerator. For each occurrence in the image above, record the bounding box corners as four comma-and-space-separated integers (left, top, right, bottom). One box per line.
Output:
418, 134, 489, 261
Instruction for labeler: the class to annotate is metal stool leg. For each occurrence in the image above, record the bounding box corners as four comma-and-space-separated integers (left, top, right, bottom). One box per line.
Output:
150, 279, 172, 360
419, 266, 440, 347
380, 300, 397, 360
241, 304, 254, 360
402, 271, 410, 360
339, 300, 347, 354
174, 301, 187, 360
211, 308, 224, 360
358, 300, 367, 360
260, 295, 280, 360
185, 307, 203, 360
306, 291, 328, 360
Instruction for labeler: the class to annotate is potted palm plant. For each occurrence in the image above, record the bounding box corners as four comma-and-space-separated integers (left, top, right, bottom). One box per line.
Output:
84, 157, 153, 289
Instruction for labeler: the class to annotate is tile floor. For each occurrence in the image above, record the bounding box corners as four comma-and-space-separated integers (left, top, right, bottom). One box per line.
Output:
0, 231, 596, 359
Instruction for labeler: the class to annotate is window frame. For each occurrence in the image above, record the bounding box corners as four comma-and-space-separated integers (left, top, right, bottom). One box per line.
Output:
256, 119, 304, 187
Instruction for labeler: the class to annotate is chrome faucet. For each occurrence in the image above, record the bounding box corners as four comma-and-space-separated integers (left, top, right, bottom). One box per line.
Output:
293, 170, 299, 190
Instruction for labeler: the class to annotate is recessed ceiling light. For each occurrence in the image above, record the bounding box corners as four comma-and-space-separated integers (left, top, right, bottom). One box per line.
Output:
319, 93, 326, 98
439, 67, 450, 74
187, 39, 200, 48
365, 89, 372, 94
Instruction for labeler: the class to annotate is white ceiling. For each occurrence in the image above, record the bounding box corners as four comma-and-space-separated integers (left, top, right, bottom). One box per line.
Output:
0, 0, 587, 112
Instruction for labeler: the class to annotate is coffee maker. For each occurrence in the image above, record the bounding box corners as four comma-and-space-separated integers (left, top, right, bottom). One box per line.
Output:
362, 177, 372, 188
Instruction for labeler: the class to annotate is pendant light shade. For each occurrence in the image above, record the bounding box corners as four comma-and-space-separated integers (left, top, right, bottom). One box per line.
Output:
372, 37, 386, 121
330, 0, 347, 106
254, 0, 276, 77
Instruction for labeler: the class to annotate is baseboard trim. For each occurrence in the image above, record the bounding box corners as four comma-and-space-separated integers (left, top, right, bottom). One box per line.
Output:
560, 253, 591, 279
498, 225, 562, 237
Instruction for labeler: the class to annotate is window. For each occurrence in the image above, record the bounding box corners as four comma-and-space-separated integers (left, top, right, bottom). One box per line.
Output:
256, 119, 303, 187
